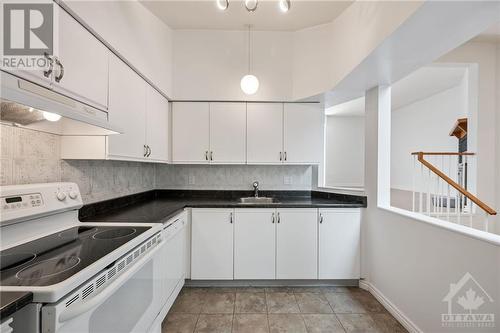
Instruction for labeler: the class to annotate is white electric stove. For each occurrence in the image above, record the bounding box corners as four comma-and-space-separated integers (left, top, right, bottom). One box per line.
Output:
0, 183, 166, 333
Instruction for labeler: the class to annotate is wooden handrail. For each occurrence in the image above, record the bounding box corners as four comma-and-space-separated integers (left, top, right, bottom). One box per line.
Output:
411, 152, 475, 156
414, 152, 496, 215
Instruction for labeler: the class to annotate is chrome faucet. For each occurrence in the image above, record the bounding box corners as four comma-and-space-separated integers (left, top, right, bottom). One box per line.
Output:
253, 181, 259, 198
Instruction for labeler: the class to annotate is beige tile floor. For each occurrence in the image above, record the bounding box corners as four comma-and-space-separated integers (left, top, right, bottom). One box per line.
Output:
162, 286, 408, 333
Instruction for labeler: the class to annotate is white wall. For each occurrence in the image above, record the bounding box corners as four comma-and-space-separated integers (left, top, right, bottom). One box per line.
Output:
438, 41, 498, 228
497, 44, 500, 235
62, 0, 173, 97
363, 86, 500, 333
391, 82, 467, 191
292, 1, 423, 100
325, 116, 365, 188
173, 30, 293, 101
171, 1, 422, 101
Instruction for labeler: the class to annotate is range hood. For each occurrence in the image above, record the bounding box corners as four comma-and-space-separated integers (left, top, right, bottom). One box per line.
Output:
0, 71, 121, 135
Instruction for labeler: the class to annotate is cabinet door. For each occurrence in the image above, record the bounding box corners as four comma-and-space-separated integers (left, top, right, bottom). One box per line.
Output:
53, 9, 109, 110
283, 103, 323, 164
107, 56, 147, 160
319, 209, 360, 279
276, 209, 318, 279
234, 209, 276, 279
146, 86, 169, 162
209, 103, 246, 164
191, 209, 234, 280
172, 102, 210, 163
247, 103, 283, 164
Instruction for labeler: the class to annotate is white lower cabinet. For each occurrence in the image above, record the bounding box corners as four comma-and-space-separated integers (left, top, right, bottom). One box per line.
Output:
318, 209, 361, 279
276, 209, 318, 279
190, 208, 360, 281
234, 209, 276, 279
191, 209, 234, 280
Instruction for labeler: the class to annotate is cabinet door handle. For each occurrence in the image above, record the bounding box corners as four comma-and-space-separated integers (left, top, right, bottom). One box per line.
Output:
279, 152, 282, 161
230, 212, 233, 224
319, 213, 323, 224
54, 57, 64, 83
277, 212, 280, 223
205, 151, 209, 161
143, 145, 147, 157
43, 52, 53, 78
272, 213, 275, 223
147, 146, 152, 157
210, 151, 213, 161
284, 152, 287, 161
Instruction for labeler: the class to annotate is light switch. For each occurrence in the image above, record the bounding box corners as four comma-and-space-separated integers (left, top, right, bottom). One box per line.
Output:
283, 176, 292, 185
189, 175, 196, 185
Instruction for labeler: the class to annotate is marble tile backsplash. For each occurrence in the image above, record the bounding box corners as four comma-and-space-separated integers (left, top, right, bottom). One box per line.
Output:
1, 125, 313, 203
155, 164, 312, 190
1, 125, 156, 204
1, 125, 61, 185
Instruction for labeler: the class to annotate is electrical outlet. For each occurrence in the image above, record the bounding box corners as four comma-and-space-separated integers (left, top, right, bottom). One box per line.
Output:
188, 175, 196, 185
283, 176, 292, 185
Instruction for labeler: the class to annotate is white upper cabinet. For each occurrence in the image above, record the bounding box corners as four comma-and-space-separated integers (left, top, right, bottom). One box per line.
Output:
283, 103, 323, 164
52, 9, 109, 110
172, 102, 210, 164
234, 209, 276, 279
276, 209, 318, 279
146, 86, 169, 162
247, 103, 283, 164
107, 55, 147, 160
4, 8, 109, 109
191, 209, 234, 280
209, 103, 246, 164
319, 209, 361, 279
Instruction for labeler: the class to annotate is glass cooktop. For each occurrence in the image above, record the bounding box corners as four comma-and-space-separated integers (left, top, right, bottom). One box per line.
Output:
0, 225, 150, 287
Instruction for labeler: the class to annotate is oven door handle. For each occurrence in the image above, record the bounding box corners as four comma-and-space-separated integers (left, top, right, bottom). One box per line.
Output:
58, 243, 162, 323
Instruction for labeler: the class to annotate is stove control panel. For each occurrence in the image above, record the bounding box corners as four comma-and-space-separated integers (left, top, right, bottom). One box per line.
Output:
1, 192, 44, 211
0, 182, 83, 226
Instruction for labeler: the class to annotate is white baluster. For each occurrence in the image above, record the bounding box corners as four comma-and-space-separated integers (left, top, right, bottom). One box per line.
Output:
446, 184, 451, 221
427, 168, 431, 216
419, 163, 423, 213
484, 212, 489, 233
412, 155, 416, 212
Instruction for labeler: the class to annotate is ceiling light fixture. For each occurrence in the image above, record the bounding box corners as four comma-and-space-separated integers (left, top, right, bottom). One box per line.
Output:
216, 0, 229, 11
244, 0, 258, 12
279, 0, 291, 13
42, 111, 62, 122
240, 25, 259, 95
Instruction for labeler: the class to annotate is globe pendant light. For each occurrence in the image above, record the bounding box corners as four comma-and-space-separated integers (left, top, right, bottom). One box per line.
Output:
240, 25, 259, 95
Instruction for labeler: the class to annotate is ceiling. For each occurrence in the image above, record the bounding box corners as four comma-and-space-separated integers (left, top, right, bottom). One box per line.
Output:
139, 0, 353, 31
326, 65, 467, 117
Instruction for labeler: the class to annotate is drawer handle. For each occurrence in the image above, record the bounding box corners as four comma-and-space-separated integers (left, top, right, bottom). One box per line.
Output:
272, 213, 275, 223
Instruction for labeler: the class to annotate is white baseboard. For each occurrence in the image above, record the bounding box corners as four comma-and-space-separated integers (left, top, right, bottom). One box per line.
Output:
359, 280, 422, 333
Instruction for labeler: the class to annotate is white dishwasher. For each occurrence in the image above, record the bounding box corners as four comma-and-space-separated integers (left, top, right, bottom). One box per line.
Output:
162, 215, 186, 300
149, 211, 187, 333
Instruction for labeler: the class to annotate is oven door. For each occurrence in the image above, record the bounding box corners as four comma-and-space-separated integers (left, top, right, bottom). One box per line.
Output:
42, 241, 165, 333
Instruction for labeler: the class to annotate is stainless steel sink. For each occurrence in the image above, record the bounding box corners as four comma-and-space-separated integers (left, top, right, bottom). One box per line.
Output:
239, 197, 276, 204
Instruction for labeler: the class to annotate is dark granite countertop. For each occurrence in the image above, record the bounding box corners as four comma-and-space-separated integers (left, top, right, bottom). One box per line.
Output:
0, 291, 32, 321
80, 190, 367, 224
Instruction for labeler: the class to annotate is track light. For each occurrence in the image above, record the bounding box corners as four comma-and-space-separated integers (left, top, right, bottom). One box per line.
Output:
245, 0, 258, 12
279, 0, 291, 13
216, 0, 229, 11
